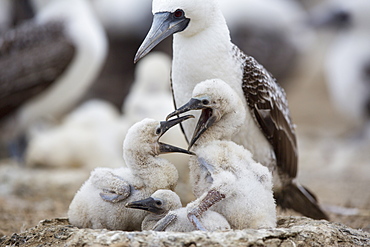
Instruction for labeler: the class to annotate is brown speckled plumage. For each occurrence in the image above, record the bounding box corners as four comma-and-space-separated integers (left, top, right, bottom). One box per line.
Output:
233, 45, 328, 220
0, 20, 75, 121
235, 46, 298, 179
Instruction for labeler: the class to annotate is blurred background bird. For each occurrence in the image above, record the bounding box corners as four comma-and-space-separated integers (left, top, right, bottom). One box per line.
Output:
0, 0, 108, 160
308, 0, 370, 139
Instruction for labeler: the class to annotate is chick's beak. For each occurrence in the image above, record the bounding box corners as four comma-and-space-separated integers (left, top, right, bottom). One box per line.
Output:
125, 197, 164, 214
158, 114, 195, 155
166, 98, 219, 150
188, 108, 218, 150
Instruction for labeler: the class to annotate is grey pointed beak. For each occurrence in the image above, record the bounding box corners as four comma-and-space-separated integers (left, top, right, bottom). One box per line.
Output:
134, 12, 190, 63
159, 114, 194, 137
188, 109, 218, 150
125, 197, 164, 214
166, 98, 205, 120
158, 114, 195, 155
166, 98, 218, 150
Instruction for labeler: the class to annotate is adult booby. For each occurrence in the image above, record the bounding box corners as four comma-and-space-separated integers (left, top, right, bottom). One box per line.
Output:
135, 0, 328, 219
0, 0, 108, 158
68, 116, 194, 230
309, 0, 370, 137
125, 189, 231, 231
167, 79, 277, 230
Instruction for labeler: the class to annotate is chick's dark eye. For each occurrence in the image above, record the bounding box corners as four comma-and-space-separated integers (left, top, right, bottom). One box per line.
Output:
155, 128, 161, 135
202, 99, 210, 105
155, 200, 162, 206
174, 9, 184, 18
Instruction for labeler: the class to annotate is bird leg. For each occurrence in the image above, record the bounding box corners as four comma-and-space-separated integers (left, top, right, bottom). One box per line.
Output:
187, 188, 225, 231
152, 213, 178, 231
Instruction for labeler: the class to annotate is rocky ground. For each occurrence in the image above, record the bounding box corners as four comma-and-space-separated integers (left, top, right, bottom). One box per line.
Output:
1, 217, 369, 246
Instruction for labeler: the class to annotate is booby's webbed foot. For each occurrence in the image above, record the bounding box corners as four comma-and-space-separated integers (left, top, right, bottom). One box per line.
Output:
187, 188, 226, 231
152, 213, 178, 231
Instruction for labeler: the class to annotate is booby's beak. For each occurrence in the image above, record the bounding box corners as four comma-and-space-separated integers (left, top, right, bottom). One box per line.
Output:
125, 197, 165, 214
166, 98, 220, 150
158, 114, 195, 155
134, 11, 190, 63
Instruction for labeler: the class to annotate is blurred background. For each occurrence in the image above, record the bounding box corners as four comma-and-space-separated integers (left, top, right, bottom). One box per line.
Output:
0, 0, 369, 236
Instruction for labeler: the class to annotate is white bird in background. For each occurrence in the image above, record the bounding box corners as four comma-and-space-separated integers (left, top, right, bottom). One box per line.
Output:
309, 0, 370, 138
123, 51, 193, 204
134, 0, 328, 219
125, 189, 231, 231
0, 0, 108, 159
167, 79, 276, 230
25, 100, 127, 169
123, 52, 173, 123
68, 116, 194, 230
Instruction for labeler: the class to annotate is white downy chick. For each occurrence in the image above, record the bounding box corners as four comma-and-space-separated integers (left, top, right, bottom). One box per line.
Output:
68, 116, 193, 230
167, 79, 276, 230
126, 189, 230, 231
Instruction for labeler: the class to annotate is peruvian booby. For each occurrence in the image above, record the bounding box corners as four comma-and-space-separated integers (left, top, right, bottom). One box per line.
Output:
125, 189, 231, 231
68, 116, 193, 230
134, 0, 328, 219
167, 79, 276, 230
0, 0, 108, 159
309, 0, 370, 137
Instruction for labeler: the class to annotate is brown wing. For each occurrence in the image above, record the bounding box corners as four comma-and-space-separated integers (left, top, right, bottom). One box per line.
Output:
0, 20, 75, 121
237, 47, 298, 178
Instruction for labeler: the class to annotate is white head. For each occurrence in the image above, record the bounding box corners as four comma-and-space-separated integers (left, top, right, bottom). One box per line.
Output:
123, 117, 194, 159
125, 189, 182, 214
135, 0, 224, 62
167, 79, 246, 148
152, 0, 220, 36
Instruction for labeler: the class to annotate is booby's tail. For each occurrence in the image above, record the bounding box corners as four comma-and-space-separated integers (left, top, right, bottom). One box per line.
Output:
275, 181, 329, 220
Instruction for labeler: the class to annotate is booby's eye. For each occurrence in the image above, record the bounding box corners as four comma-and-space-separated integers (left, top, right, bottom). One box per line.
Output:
173, 9, 184, 18
155, 200, 163, 206
155, 128, 162, 135
202, 99, 210, 105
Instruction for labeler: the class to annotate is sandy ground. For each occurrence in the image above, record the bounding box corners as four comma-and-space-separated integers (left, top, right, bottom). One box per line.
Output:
0, 33, 369, 238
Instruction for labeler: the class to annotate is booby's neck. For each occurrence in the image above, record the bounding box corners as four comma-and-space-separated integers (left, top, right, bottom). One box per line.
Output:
123, 149, 178, 190
171, 11, 244, 106
192, 111, 244, 150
